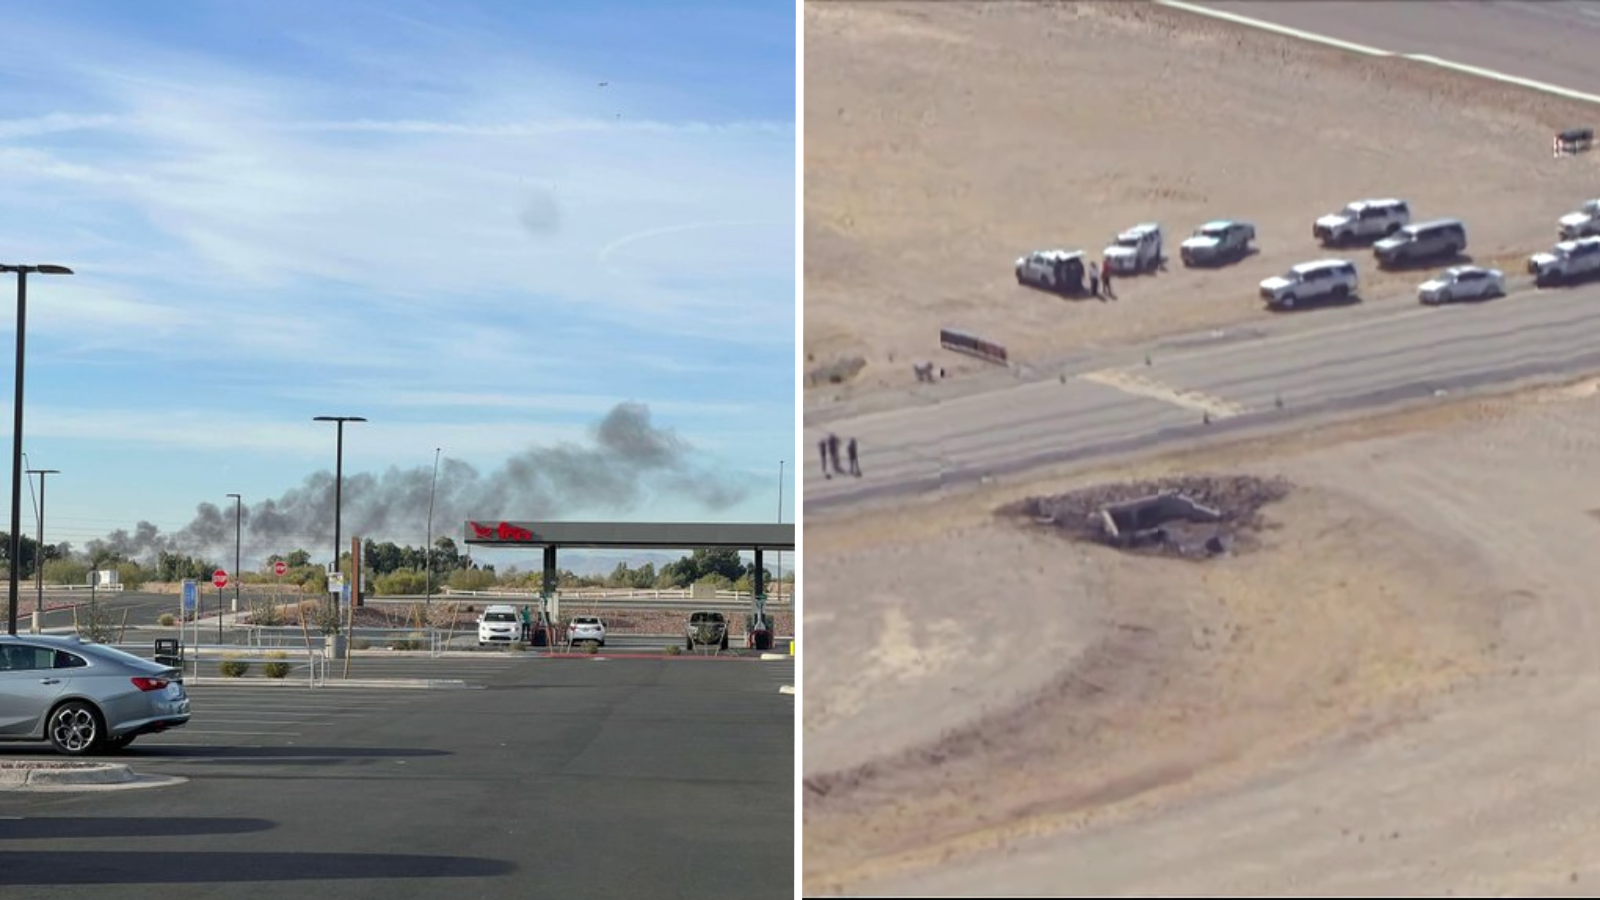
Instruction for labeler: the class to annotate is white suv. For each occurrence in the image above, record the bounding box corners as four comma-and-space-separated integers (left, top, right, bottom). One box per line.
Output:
569, 616, 606, 647
1558, 199, 1600, 240
477, 605, 521, 647
1314, 198, 1410, 246
1529, 236, 1600, 287
1102, 223, 1163, 274
1259, 259, 1359, 310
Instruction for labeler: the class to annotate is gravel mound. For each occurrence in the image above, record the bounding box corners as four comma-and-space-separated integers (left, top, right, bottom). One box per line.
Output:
1006, 474, 1291, 561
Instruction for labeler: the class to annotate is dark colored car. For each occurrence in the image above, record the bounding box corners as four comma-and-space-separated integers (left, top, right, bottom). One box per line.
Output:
686, 611, 730, 651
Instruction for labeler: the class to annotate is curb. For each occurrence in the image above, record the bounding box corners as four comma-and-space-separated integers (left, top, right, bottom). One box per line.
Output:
0, 760, 134, 787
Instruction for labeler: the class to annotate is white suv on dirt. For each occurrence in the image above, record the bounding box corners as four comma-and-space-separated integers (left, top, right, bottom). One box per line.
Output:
1314, 198, 1410, 246
1529, 235, 1600, 287
1102, 223, 1163, 274
1259, 259, 1359, 310
1558, 199, 1600, 240
1180, 220, 1255, 267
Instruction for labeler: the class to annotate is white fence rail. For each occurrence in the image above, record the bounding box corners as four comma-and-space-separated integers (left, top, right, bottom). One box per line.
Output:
440, 588, 778, 601
34, 583, 125, 593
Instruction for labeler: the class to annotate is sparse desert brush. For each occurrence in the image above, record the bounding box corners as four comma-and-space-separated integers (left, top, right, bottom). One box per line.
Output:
263, 651, 291, 679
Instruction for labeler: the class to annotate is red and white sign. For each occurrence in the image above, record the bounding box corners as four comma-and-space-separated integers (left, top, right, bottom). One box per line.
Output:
212, 569, 229, 589
273, 560, 288, 577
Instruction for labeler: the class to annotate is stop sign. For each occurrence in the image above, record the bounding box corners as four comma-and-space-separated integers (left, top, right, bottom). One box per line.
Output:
212, 569, 228, 589
273, 560, 288, 577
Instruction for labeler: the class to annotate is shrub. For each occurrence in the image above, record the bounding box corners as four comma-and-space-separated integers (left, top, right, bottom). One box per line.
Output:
350, 638, 371, 650
116, 561, 147, 591
43, 558, 88, 587
263, 651, 291, 679
219, 653, 249, 678
665, 644, 682, 656
448, 568, 497, 592
376, 569, 427, 596
249, 600, 284, 627
158, 613, 175, 627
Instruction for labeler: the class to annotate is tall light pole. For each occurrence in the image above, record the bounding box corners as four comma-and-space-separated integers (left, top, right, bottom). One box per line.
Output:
226, 493, 241, 620
425, 447, 441, 605
25, 468, 58, 625
2, 264, 72, 636
313, 416, 365, 621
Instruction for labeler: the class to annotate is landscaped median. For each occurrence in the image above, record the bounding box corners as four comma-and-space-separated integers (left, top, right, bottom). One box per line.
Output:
0, 759, 184, 791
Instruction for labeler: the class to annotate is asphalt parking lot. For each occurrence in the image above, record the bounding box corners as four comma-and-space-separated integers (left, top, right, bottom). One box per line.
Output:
0, 655, 794, 899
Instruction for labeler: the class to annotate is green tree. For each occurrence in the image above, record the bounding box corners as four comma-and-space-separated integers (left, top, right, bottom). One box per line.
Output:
285, 549, 311, 568
630, 562, 656, 589
606, 562, 633, 588
661, 548, 747, 588
431, 537, 462, 574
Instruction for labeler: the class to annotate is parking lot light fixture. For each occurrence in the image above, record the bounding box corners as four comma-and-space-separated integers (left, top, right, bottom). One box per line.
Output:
1, 264, 73, 636
313, 416, 365, 621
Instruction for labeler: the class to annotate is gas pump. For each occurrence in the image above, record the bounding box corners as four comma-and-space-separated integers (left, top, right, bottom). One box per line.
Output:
531, 592, 556, 647
747, 592, 774, 651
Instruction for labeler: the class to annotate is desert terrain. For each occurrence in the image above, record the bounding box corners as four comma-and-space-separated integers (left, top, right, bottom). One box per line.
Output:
804, 1, 1599, 401
804, 0, 1600, 895
805, 376, 1600, 896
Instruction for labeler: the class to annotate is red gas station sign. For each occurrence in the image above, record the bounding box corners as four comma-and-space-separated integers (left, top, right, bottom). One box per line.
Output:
468, 521, 534, 542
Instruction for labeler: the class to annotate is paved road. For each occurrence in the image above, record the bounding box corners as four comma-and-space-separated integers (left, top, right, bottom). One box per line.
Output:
0, 656, 793, 900
808, 277, 1600, 513
1192, 0, 1600, 94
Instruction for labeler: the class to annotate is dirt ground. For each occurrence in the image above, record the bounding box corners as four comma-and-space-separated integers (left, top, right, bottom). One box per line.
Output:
803, 374, 1600, 895
804, 0, 1600, 400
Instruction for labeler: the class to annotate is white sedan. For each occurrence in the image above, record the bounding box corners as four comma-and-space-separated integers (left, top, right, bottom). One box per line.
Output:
1417, 266, 1505, 305
569, 615, 606, 647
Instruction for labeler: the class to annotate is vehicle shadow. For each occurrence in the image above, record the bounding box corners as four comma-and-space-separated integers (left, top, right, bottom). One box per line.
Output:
0, 816, 275, 840
119, 745, 451, 760
1320, 231, 1393, 250
1181, 246, 1260, 269
1267, 293, 1363, 314
1376, 251, 1475, 273
1535, 268, 1600, 290
1018, 281, 1097, 302
0, 850, 515, 885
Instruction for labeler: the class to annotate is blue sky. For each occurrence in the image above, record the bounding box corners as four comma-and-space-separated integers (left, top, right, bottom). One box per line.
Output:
0, 0, 796, 575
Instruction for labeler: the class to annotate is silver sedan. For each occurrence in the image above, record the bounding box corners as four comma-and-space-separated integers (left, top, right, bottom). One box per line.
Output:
0, 634, 190, 755
1418, 266, 1506, 305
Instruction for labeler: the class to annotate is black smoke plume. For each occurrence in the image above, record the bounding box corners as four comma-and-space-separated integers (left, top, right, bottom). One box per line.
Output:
85, 402, 757, 566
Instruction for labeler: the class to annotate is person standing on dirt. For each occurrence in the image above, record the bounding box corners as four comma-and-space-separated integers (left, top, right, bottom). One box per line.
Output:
1088, 264, 1100, 298
819, 437, 831, 480
847, 437, 861, 477
1101, 257, 1116, 300
827, 432, 843, 476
